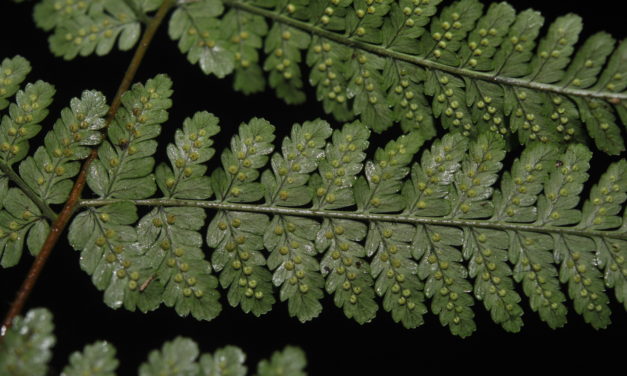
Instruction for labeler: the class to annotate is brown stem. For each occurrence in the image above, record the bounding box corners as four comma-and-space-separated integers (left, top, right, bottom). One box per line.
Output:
1, 0, 175, 334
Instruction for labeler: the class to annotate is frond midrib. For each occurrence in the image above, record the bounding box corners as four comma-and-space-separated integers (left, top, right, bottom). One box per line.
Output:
223, 0, 626, 102
78, 198, 627, 241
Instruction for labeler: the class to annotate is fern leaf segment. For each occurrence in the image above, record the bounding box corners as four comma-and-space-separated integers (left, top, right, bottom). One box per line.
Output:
0, 65, 108, 267
207, 118, 277, 316
75, 113, 627, 335
32, 0, 627, 151
166, 0, 627, 153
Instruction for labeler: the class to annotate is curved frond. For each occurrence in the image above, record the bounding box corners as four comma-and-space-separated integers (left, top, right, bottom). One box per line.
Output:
75, 107, 627, 335
161, 0, 627, 153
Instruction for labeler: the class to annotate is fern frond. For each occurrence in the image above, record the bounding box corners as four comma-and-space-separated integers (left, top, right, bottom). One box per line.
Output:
0, 80, 55, 166
406, 133, 476, 336
0, 56, 32, 110
69, 75, 173, 311
256, 346, 307, 376
115, 0, 627, 154
1, 58, 109, 267
0, 188, 48, 267
19, 90, 109, 205
207, 117, 277, 315
0, 308, 54, 376
168, 0, 234, 78
36, 0, 147, 59
33, 0, 626, 151
357, 132, 430, 328
313, 122, 378, 324
73, 103, 626, 335
0, 308, 307, 376
88, 74, 172, 199
62, 341, 119, 376
262, 119, 332, 321
144, 112, 222, 320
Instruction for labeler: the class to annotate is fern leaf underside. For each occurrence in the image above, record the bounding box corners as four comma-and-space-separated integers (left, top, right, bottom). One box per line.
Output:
3, 0, 627, 339
1, 66, 625, 336
35, 0, 627, 154
68, 101, 626, 337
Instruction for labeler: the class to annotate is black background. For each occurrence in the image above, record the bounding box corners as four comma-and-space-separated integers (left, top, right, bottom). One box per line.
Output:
1, 0, 626, 374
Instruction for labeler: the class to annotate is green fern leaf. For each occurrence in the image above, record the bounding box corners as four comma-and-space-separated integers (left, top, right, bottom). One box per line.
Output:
156, 111, 219, 199
405, 133, 476, 337
34, 0, 104, 31
263, 2, 311, 105
0, 308, 55, 376
168, 0, 233, 77
66, 106, 625, 335
138, 206, 222, 320
0, 80, 55, 166
207, 118, 276, 315
256, 346, 306, 376
0, 82, 106, 267
68, 200, 162, 311
225, 8, 268, 95
46, 0, 142, 59
0, 188, 46, 267
198, 346, 247, 376
62, 341, 119, 376
87, 74, 172, 199
358, 132, 429, 328
139, 337, 200, 376
518, 145, 591, 328
63, 0, 623, 154
146, 112, 222, 320
313, 121, 378, 324
0, 56, 32, 110
262, 119, 331, 322
307, 39, 353, 121
19, 90, 108, 204
69, 75, 173, 312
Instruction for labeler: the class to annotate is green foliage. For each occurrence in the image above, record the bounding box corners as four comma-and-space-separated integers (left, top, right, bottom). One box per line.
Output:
34, 0, 626, 153
1, 62, 107, 267
0, 308, 307, 376
312, 122, 378, 324
207, 117, 276, 316
2, 0, 624, 372
1, 60, 625, 336
62, 341, 119, 376
0, 308, 55, 376
69, 75, 174, 311
358, 131, 430, 328
71, 94, 624, 335
256, 346, 307, 376
35, 0, 151, 59
262, 119, 332, 321
0, 56, 32, 110
169, 0, 234, 78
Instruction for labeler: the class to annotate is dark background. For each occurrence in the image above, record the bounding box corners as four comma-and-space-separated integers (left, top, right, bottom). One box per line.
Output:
1, 0, 625, 374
